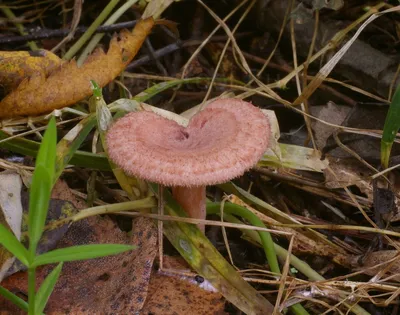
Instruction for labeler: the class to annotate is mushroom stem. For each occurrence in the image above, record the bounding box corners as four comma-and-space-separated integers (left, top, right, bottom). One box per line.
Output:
172, 186, 206, 232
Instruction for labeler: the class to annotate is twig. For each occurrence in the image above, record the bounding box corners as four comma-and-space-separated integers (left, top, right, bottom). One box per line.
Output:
51, 0, 83, 53
0, 20, 139, 44
1, 6, 39, 50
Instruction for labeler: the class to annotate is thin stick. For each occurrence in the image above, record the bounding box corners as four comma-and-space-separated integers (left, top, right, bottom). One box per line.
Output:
51, 0, 83, 52
0, 20, 139, 44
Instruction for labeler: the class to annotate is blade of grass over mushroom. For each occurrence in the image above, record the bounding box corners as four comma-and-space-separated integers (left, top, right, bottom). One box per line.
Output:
381, 85, 400, 169
150, 183, 277, 315
219, 182, 341, 250
130, 77, 233, 104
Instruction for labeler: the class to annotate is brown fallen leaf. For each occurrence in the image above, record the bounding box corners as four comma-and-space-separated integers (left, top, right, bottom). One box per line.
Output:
310, 102, 351, 150
0, 18, 154, 118
0, 215, 158, 314
0, 50, 62, 93
51, 179, 86, 209
324, 157, 373, 200
349, 250, 400, 282
142, 256, 226, 315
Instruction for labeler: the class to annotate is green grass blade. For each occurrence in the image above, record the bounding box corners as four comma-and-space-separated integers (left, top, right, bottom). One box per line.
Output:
0, 285, 29, 312
90, 80, 103, 98
219, 182, 340, 249
35, 262, 63, 314
63, 0, 120, 60
32, 244, 134, 267
28, 118, 57, 252
0, 224, 29, 266
207, 202, 280, 273
35, 117, 57, 177
0, 131, 111, 170
206, 203, 309, 315
381, 85, 400, 168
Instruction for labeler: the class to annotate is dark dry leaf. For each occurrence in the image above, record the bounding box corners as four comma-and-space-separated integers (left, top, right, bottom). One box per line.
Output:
0, 215, 157, 314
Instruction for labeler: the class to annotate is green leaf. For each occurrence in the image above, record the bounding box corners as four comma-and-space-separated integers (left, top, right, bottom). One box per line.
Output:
35, 263, 63, 314
35, 117, 57, 174
90, 80, 102, 97
0, 285, 29, 312
29, 117, 57, 251
381, 85, 400, 168
206, 202, 280, 274
32, 244, 134, 267
28, 165, 53, 251
0, 224, 29, 266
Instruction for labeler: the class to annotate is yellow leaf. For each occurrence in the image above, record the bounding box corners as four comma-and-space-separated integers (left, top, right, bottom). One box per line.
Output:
0, 50, 62, 92
0, 17, 154, 118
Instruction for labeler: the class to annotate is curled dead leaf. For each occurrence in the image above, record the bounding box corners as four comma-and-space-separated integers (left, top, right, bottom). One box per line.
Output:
0, 18, 154, 118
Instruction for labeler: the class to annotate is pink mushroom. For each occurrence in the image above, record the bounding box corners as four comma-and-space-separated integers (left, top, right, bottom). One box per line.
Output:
106, 98, 270, 232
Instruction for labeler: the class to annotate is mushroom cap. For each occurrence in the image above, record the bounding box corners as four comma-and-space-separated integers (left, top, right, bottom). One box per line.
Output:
106, 98, 270, 187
